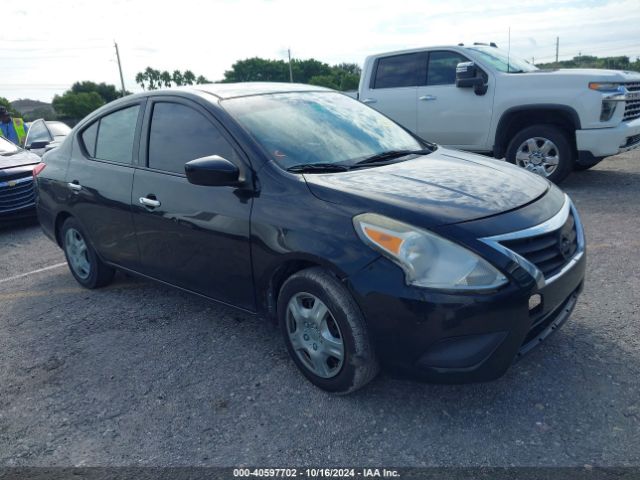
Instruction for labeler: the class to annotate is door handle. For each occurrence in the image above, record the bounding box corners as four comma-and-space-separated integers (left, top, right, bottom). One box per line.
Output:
139, 196, 161, 208
419, 95, 437, 101
67, 181, 82, 192
361, 98, 377, 104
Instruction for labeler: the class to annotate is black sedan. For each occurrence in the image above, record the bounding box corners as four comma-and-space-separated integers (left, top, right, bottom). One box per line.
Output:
0, 136, 43, 221
35, 83, 586, 393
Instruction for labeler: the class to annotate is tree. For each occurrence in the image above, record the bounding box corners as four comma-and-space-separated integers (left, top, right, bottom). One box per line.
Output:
172, 70, 184, 86
0, 97, 20, 116
183, 70, 196, 85
220, 57, 361, 91
70, 81, 127, 103
135, 67, 209, 90
52, 91, 104, 120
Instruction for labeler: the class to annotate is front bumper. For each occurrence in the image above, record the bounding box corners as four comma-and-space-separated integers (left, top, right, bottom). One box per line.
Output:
345, 196, 586, 383
575, 116, 640, 158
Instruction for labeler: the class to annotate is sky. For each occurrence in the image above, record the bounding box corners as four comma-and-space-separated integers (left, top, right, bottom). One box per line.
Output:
2, 0, 640, 102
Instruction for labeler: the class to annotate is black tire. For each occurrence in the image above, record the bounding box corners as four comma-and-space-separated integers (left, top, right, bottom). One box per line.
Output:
506, 124, 573, 184
278, 267, 379, 394
60, 217, 115, 289
574, 161, 603, 171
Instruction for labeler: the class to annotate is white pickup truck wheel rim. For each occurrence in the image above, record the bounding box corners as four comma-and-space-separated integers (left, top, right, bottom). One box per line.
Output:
515, 137, 560, 177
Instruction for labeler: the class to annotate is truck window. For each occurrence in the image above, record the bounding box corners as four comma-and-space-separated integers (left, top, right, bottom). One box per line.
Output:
373, 53, 423, 89
427, 51, 468, 86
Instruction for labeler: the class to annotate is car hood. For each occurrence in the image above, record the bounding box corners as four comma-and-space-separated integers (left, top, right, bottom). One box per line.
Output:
303, 148, 550, 227
0, 150, 41, 169
529, 68, 640, 82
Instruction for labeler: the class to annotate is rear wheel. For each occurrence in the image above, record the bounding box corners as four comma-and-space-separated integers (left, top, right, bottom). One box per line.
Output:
61, 217, 115, 289
506, 124, 573, 184
278, 267, 379, 394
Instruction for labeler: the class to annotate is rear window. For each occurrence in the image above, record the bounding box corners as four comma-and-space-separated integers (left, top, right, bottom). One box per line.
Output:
81, 122, 98, 157
373, 53, 424, 89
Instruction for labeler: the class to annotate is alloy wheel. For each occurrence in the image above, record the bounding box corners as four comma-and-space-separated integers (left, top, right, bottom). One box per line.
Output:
515, 137, 560, 177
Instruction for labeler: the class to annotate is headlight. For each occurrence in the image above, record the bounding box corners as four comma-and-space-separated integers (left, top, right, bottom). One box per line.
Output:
588, 82, 621, 92
353, 213, 508, 290
589, 83, 626, 121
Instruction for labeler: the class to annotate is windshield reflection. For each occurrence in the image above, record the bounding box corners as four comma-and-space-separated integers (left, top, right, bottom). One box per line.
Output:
223, 92, 423, 169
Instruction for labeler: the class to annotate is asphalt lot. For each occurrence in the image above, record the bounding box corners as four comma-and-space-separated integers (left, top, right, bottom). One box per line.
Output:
1, 151, 639, 468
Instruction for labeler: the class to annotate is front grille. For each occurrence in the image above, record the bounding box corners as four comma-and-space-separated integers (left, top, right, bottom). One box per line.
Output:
624, 81, 640, 121
499, 211, 578, 279
0, 175, 36, 214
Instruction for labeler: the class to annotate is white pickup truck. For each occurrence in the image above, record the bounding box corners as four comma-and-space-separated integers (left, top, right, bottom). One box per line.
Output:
356, 44, 640, 182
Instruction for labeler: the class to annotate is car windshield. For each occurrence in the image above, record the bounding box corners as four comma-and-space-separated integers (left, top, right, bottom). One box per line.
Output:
47, 121, 71, 137
0, 136, 20, 155
467, 46, 538, 73
222, 91, 424, 170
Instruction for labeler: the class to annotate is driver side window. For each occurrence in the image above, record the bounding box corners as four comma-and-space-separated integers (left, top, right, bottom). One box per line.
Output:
427, 51, 469, 86
148, 102, 238, 174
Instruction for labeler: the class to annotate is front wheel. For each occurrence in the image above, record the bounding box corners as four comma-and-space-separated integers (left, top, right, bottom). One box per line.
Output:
506, 124, 573, 184
278, 267, 379, 394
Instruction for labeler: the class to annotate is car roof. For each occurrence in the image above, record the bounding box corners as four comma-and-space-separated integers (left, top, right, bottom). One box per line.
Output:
181, 82, 332, 100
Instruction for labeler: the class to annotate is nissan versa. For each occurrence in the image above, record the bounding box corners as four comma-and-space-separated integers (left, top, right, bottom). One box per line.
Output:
35, 83, 586, 393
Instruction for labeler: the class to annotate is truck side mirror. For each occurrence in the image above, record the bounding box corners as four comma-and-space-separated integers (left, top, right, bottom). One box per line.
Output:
455, 62, 488, 96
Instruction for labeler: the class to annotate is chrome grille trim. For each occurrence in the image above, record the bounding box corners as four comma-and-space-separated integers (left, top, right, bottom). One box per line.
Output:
623, 82, 640, 121
480, 194, 585, 289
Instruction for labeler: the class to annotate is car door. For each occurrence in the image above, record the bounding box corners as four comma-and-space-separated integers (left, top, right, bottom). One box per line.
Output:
131, 97, 254, 311
24, 119, 52, 156
416, 50, 494, 149
359, 52, 426, 132
66, 101, 144, 267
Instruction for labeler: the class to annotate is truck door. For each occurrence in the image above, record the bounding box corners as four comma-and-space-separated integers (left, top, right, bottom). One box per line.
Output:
359, 52, 426, 133
416, 50, 494, 150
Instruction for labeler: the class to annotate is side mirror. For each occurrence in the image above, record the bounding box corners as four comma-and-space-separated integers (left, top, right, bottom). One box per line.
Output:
185, 155, 240, 187
27, 140, 50, 150
455, 62, 488, 95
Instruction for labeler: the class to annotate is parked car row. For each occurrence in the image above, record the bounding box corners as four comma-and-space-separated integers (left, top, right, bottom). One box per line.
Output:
34, 83, 586, 393
0, 136, 43, 221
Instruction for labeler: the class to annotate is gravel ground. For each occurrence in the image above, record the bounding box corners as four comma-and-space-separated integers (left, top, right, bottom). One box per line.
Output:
0, 151, 639, 467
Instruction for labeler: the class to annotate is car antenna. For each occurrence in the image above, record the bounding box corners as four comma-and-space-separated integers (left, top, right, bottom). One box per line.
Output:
507, 27, 511, 73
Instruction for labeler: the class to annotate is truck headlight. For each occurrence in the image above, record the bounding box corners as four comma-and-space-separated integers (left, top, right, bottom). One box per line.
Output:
589, 82, 626, 121
588, 82, 621, 92
353, 213, 508, 291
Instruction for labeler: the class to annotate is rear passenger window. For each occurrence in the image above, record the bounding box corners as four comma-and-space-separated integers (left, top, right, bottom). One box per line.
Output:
94, 105, 140, 163
81, 122, 98, 157
427, 51, 468, 86
148, 102, 238, 174
373, 53, 423, 89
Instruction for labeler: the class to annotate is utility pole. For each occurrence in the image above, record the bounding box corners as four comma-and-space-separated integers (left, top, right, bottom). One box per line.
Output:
114, 41, 126, 96
288, 48, 293, 83
555, 36, 559, 65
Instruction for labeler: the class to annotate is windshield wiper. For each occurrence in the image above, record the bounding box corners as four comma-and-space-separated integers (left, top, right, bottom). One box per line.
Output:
353, 148, 433, 167
286, 163, 351, 173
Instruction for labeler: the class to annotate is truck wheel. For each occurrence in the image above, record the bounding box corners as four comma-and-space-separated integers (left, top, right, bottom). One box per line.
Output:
506, 125, 573, 183
574, 160, 603, 171
278, 267, 379, 394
